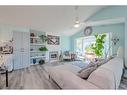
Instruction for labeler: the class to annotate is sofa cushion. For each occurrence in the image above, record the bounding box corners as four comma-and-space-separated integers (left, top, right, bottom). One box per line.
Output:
99, 57, 123, 89
88, 67, 115, 89
48, 68, 99, 89
95, 57, 112, 67
78, 62, 97, 73
46, 64, 81, 75
87, 57, 123, 89
78, 57, 112, 73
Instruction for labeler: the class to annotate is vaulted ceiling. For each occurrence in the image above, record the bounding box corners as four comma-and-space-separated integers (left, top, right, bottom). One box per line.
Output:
0, 6, 105, 35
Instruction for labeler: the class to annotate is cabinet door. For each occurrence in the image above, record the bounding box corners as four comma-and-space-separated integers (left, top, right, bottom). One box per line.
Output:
21, 51, 30, 68
13, 51, 22, 70
13, 32, 22, 70
21, 32, 30, 68
13, 31, 22, 51
22, 32, 30, 51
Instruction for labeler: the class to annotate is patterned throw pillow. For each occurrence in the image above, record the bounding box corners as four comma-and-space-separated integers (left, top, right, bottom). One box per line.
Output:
95, 56, 114, 67
77, 65, 97, 79
78, 62, 97, 73
77, 57, 114, 79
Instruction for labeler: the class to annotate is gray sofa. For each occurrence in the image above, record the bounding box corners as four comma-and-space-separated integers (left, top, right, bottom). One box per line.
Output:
48, 56, 123, 89
47, 47, 124, 89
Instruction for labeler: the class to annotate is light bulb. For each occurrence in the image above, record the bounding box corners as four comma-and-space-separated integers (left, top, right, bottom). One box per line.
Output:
73, 20, 80, 28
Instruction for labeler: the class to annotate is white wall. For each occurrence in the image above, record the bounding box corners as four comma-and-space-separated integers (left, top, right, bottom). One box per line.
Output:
0, 26, 13, 42
0, 25, 29, 43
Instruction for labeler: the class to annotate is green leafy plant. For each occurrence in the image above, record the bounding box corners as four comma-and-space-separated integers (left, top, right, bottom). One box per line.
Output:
91, 33, 106, 57
39, 46, 48, 51
39, 35, 48, 43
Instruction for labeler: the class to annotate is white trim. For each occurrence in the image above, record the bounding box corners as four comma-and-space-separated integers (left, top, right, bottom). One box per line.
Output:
83, 17, 125, 27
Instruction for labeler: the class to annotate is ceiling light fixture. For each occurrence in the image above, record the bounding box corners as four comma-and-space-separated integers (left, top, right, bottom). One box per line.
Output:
73, 6, 80, 28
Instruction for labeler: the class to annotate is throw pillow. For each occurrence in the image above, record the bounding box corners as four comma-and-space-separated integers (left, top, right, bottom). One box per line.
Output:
96, 56, 114, 67
95, 59, 106, 67
78, 62, 97, 73
77, 65, 97, 79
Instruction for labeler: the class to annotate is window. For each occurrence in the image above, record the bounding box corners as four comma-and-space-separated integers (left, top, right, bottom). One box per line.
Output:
75, 33, 110, 59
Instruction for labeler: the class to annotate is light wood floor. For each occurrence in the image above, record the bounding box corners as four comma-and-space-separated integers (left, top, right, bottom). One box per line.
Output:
0, 65, 59, 89
0, 64, 127, 89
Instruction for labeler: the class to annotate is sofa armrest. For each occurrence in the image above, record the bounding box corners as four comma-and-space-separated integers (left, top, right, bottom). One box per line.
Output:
48, 68, 99, 89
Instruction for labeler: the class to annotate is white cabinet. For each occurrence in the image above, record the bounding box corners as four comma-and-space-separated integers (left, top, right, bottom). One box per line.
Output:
13, 31, 30, 70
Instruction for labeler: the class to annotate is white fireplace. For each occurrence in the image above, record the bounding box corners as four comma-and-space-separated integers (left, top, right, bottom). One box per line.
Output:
49, 51, 58, 61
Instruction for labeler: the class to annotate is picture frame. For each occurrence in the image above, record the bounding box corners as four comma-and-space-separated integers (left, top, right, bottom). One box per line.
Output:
47, 35, 60, 45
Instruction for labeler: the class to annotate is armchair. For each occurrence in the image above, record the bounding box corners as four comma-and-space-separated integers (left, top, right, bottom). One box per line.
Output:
63, 51, 71, 61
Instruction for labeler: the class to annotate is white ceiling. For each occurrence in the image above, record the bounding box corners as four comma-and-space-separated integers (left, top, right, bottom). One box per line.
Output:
0, 6, 105, 36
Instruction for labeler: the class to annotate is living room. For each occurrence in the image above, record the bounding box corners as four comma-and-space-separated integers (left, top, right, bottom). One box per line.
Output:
0, 5, 127, 90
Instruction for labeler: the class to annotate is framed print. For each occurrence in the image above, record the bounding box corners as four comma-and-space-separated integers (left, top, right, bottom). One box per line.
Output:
47, 35, 60, 45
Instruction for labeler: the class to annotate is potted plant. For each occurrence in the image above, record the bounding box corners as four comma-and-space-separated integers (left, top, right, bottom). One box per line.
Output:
91, 33, 106, 58
39, 59, 45, 65
39, 46, 48, 52
39, 35, 48, 43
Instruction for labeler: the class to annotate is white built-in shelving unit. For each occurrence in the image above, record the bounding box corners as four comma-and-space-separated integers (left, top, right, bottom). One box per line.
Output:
30, 29, 47, 65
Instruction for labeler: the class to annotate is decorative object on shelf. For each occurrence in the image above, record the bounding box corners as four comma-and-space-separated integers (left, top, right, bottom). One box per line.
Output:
39, 46, 48, 51
59, 50, 63, 61
30, 48, 34, 51
84, 26, 92, 36
30, 33, 38, 43
30, 33, 35, 37
39, 59, 45, 65
33, 59, 36, 64
47, 35, 60, 45
39, 35, 48, 43
111, 36, 119, 45
91, 33, 106, 57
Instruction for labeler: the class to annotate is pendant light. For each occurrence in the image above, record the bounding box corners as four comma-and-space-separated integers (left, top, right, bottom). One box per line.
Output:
73, 6, 80, 28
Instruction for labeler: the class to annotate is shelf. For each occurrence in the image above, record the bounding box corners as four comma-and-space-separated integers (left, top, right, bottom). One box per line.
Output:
30, 43, 45, 46
30, 30, 46, 66
30, 51, 45, 53
30, 36, 39, 39
30, 63, 39, 66
30, 56, 46, 59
